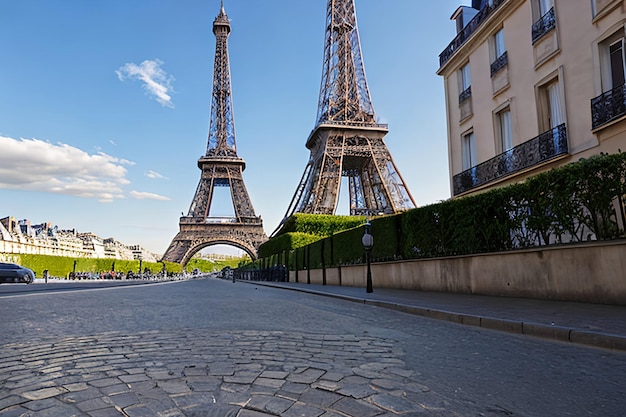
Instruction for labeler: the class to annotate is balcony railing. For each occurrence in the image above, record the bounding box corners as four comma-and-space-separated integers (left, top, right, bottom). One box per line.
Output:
459, 86, 472, 103
490, 51, 508, 77
531, 7, 556, 44
439, 0, 507, 68
453, 124, 568, 196
591, 83, 626, 130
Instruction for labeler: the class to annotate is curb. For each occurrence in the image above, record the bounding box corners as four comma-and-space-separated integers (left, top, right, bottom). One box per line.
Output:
240, 280, 626, 352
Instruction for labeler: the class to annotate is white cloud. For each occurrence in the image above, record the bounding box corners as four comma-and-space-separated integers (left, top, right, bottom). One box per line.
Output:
129, 190, 171, 201
116, 59, 175, 108
0, 136, 133, 203
146, 170, 167, 180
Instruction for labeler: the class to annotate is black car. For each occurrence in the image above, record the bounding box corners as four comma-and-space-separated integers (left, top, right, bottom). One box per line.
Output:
0, 263, 35, 284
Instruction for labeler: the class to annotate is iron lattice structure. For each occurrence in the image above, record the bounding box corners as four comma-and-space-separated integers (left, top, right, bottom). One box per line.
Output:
162, 3, 266, 265
281, 0, 415, 228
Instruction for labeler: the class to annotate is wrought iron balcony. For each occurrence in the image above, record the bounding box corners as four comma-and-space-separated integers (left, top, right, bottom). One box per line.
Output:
490, 51, 508, 77
591, 84, 626, 130
531, 7, 556, 44
439, 0, 507, 68
453, 124, 568, 196
459, 86, 472, 104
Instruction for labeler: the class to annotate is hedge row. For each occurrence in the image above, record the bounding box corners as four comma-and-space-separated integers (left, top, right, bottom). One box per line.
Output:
258, 232, 323, 259
258, 152, 626, 269
258, 215, 368, 260
1, 254, 241, 278
275, 214, 367, 237
0, 254, 177, 278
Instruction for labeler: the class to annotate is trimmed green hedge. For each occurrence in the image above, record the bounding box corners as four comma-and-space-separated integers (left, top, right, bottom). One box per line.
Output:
258, 232, 322, 259
400, 152, 625, 259
260, 214, 369, 263
400, 187, 514, 258
275, 213, 366, 237
0, 254, 176, 278
257, 152, 626, 269
0, 254, 241, 278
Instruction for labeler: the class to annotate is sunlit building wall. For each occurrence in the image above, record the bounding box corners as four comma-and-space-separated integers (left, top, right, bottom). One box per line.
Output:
438, 0, 626, 197
0, 216, 157, 261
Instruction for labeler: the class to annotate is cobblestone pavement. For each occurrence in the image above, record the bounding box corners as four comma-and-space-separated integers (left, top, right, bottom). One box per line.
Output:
0, 330, 471, 417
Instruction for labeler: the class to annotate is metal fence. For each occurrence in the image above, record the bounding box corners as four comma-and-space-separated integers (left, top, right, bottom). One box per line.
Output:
233, 265, 288, 282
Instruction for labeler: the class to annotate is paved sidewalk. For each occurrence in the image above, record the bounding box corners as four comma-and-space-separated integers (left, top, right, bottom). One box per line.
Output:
242, 281, 626, 352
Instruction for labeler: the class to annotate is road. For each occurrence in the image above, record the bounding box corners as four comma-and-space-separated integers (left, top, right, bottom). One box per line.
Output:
1, 277, 625, 416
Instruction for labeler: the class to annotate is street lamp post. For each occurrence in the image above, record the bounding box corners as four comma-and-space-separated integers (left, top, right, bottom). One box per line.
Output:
361, 220, 374, 293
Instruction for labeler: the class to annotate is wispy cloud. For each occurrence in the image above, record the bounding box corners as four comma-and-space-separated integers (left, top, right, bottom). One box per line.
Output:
129, 191, 170, 201
146, 170, 168, 180
0, 136, 133, 203
116, 59, 175, 108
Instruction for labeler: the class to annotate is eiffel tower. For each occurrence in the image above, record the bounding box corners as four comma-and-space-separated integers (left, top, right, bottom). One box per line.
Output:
162, 2, 266, 265
281, 0, 415, 227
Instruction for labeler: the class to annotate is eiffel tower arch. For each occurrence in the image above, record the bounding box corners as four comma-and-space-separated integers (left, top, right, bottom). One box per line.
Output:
280, 0, 416, 228
162, 2, 266, 266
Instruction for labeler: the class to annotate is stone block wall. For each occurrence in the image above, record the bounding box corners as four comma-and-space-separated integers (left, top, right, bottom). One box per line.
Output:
289, 241, 626, 305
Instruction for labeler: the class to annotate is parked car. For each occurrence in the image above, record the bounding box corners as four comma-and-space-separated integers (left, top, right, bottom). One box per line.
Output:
0, 263, 35, 284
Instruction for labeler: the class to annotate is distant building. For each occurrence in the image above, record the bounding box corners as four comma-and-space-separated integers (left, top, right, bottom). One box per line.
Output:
197, 252, 249, 261
103, 238, 135, 259
128, 245, 159, 263
437, 0, 626, 197
0, 221, 13, 242
0, 215, 158, 261
76, 232, 106, 258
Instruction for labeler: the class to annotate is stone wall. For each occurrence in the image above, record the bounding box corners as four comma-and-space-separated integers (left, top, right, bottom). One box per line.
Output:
289, 241, 626, 305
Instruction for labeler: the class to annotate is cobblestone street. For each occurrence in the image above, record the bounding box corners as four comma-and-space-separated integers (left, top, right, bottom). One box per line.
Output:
1, 329, 464, 417
2, 278, 625, 416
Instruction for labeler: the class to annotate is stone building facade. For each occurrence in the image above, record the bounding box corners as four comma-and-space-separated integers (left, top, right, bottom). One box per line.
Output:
0, 216, 158, 262
438, 0, 626, 197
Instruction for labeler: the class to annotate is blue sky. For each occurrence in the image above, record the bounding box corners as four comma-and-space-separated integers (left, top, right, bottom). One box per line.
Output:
0, 0, 461, 255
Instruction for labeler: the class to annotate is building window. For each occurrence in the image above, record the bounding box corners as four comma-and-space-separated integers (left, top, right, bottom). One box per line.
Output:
459, 62, 472, 103
546, 81, 564, 129
497, 108, 513, 152
495, 28, 506, 58
491, 28, 508, 76
591, 0, 623, 20
538, 79, 564, 132
591, 31, 626, 129
597, 31, 626, 92
532, 0, 556, 44
462, 131, 477, 170
537, 74, 565, 134
609, 38, 626, 89
591, 0, 596, 17
539, 0, 554, 16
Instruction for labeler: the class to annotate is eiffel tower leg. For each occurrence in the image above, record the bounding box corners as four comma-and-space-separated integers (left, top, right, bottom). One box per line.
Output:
369, 138, 416, 213
285, 159, 315, 217
229, 172, 257, 220
188, 175, 214, 218
313, 155, 342, 214
362, 158, 388, 214
348, 175, 359, 215
162, 232, 192, 264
